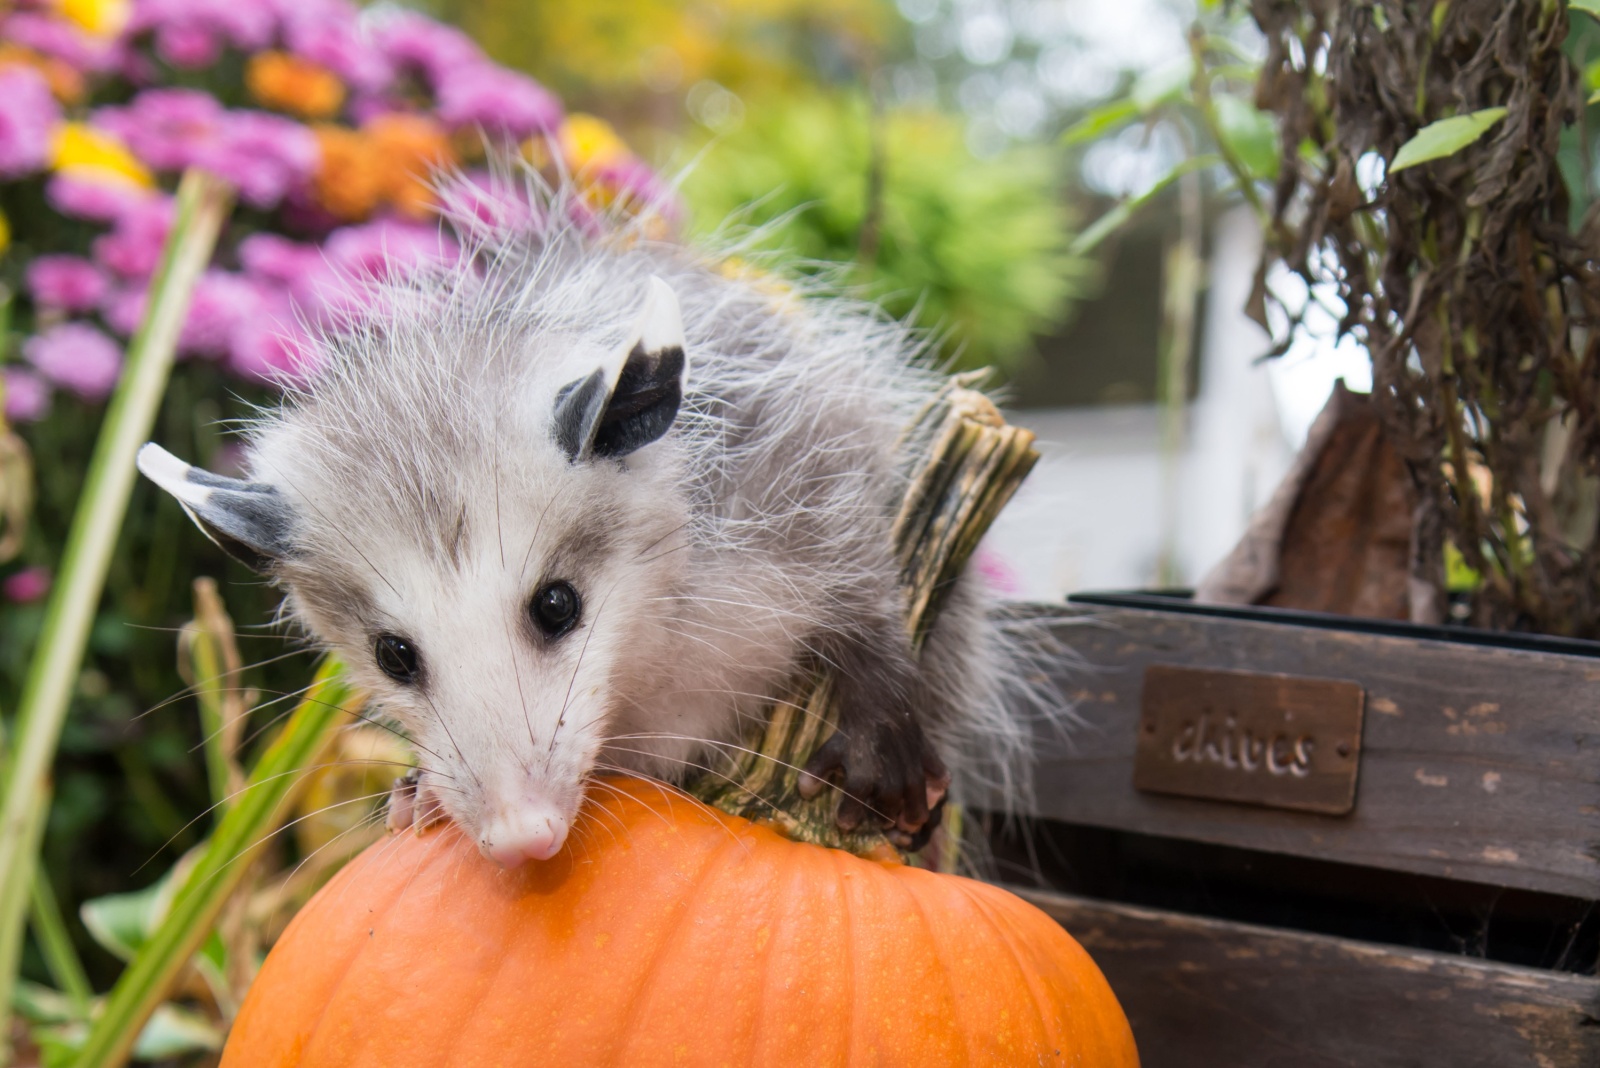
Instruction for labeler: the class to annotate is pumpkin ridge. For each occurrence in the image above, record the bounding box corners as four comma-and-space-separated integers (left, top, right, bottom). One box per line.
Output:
431, 853, 526, 1068
607, 803, 753, 1067
951, 879, 1066, 1059
892, 870, 974, 1068
292, 832, 443, 1065
826, 846, 863, 1068
734, 833, 793, 1068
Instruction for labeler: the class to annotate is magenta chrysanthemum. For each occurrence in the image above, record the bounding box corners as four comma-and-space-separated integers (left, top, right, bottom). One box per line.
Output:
0, 66, 61, 179
2, 368, 52, 424
27, 256, 109, 314
23, 322, 124, 401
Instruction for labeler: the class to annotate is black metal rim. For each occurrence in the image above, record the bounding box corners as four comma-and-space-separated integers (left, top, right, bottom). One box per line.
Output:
1065, 589, 1600, 660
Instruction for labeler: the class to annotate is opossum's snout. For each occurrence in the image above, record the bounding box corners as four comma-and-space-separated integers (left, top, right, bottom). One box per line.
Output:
481, 794, 571, 867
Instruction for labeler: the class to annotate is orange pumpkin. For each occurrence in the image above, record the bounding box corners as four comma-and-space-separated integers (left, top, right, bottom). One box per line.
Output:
222, 777, 1138, 1067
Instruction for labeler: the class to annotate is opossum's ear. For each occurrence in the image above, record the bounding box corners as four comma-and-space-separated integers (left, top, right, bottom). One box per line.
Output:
136, 443, 295, 573
553, 276, 687, 462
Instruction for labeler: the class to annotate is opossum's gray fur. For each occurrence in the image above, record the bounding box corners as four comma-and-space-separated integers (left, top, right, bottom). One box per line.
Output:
145, 171, 1060, 861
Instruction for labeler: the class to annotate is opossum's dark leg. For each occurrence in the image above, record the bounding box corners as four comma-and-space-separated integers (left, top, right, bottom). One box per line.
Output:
799, 626, 950, 840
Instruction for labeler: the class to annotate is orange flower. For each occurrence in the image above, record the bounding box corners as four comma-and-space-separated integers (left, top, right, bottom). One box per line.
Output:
310, 114, 457, 221
247, 51, 346, 120
366, 113, 455, 219
311, 125, 385, 220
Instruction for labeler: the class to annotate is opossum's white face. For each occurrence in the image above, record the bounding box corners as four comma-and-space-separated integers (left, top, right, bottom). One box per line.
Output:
138, 278, 692, 867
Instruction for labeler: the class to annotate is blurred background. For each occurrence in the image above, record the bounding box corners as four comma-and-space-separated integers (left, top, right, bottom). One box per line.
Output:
0, 0, 1368, 1054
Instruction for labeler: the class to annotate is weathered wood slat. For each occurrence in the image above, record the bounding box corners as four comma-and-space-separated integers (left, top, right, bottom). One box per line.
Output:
1018, 606, 1600, 899
1023, 889, 1600, 1068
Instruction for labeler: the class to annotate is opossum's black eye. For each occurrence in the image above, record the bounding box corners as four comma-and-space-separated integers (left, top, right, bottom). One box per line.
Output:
375, 634, 420, 683
531, 581, 581, 638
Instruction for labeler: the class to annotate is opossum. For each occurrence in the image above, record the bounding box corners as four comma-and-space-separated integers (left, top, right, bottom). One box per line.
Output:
137, 177, 1044, 868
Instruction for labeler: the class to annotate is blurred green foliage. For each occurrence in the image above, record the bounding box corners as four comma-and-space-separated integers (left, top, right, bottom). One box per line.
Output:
683, 93, 1089, 372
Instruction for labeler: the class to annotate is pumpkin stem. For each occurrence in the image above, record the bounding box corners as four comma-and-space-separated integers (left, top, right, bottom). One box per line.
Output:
687, 373, 1040, 858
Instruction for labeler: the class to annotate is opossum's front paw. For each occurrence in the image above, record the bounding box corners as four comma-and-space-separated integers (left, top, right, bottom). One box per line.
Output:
385, 769, 447, 834
799, 717, 951, 844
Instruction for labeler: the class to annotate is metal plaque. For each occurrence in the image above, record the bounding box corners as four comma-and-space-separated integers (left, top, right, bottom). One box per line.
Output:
1133, 664, 1365, 815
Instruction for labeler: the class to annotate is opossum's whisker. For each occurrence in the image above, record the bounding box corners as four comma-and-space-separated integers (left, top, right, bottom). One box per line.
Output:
604, 735, 889, 824
132, 646, 320, 724
130, 751, 396, 877
419, 688, 485, 791
549, 580, 614, 767
586, 766, 752, 854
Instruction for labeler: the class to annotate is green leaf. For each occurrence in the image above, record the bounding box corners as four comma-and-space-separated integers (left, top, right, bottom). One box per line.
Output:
131, 1003, 222, 1060
79, 874, 172, 963
1214, 94, 1279, 180
1131, 60, 1193, 113
1585, 56, 1600, 92
1389, 107, 1509, 172
70, 660, 358, 1068
1070, 155, 1221, 257
0, 169, 235, 1060
1059, 98, 1140, 147
1572, 0, 1600, 18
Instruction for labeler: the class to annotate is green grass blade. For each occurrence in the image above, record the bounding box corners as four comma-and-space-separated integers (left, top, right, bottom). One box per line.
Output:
30, 866, 93, 1015
0, 169, 235, 1057
70, 661, 358, 1068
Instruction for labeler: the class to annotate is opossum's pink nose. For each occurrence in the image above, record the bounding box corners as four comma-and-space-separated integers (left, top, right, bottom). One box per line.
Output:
482, 802, 569, 867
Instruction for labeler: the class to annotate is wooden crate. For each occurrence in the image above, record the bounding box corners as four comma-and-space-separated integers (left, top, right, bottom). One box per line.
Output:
992, 597, 1600, 1067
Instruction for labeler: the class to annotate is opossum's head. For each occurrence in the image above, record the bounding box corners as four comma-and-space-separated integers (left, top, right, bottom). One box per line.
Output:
138, 278, 693, 867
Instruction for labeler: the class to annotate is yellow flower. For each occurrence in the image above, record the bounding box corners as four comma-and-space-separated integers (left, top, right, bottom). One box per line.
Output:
50, 123, 153, 188
558, 113, 631, 173
247, 52, 346, 121
55, 0, 131, 38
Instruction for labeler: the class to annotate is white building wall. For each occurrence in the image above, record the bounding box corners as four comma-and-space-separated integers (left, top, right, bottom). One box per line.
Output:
984, 209, 1297, 600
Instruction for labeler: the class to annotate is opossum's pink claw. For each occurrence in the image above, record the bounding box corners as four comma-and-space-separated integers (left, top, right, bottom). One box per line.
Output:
385, 771, 418, 834
385, 770, 447, 834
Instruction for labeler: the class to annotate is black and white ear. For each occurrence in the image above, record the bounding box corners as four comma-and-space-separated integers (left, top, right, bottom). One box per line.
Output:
136, 443, 296, 573
553, 276, 687, 463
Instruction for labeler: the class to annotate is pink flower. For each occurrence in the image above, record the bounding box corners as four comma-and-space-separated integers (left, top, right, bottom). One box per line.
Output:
439, 170, 539, 233
276, 0, 392, 94
324, 218, 459, 282
229, 313, 317, 385
47, 174, 151, 222
0, 66, 61, 178
154, 20, 223, 68
594, 157, 682, 222
128, 0, 275, 66
92, 194, 175, 279
2, 368, 52, 423
3, 566, 52, 605
434, 64, 562, 139
27, 256, 109, 314
24, 322, 123, 400
2, 13, 123, 73
95, 89, 221, 171
371, 12, 482, 87
239, 232, 337, 322
180, 270, 267, 358
94, 91, 318, 208
201, 111, 319, 208
101, 285, 147, 337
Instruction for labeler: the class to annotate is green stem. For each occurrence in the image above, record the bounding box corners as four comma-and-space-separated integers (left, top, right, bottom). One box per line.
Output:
30, 866, 92, 1015
0, 169, 234, 1058
70, 661, 357, 1068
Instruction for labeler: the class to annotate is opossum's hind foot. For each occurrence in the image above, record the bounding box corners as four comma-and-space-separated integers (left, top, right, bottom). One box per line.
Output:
385, 769, 448, 835
798, 719, 951, 845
